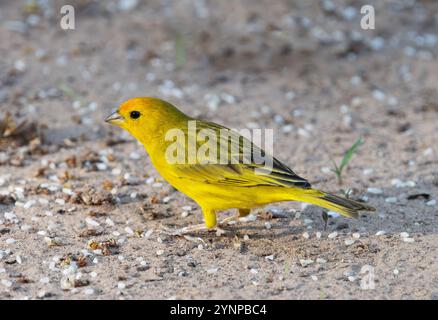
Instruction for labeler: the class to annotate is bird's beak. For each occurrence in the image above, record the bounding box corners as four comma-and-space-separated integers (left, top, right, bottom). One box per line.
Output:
105, 111, 124, 125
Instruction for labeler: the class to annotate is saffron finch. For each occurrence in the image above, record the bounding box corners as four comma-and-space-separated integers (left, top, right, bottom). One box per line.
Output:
106, 97, 375, 232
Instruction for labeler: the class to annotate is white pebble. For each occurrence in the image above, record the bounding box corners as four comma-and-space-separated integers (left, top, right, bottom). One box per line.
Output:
303, 218, 313, 225
344, 239, 355, 246
385, 197, 397, 203
23, 200, 36, 209
243, 235, 250, 241
4, 212, 17, 221
327, 211, 340, 218
265, 255, 274, 261
1, 279, 12, 287
105, 218, 115, 226
55, 198, 65, 205
181, 211, 189, 218
144, 229, 154, 238
400, 232, 409, 238
352, 233, 361, 239
156, 250, 164, 256
300, 259, 314, 267
264, 222, 272, 229
40, 277, 50, 284
347, 276, 356, 282
316, 232, 322, 239
302, 232, 310, 239
182, 206, 192, 211
90, 272, 97, 278
403, 237, 415, 243
96, 163, 107, 171
367, 187, 383, 195
393, 269, 399, 275
124, 227, 134, 235
129, 152, 141, 160
117, 282, 126, 290
426, 199, 436, 206
83, 288, 95, 295
85, 217, 100, 227
311, 275, 318, 281
375, 230, 386, 236
207, 268, 218, 274
328, 231, 338, 239
5, 238, 16, 244
316, 258, 327, 264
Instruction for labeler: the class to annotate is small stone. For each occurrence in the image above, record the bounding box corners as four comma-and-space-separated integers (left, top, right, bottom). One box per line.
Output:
105, 218, 115, 226
403, 237, 415, 243
345, 239, 355, 246
117, 282, 126, 290
55, 198, 65, 205
311, 275, 318, 281
265, 255, 274, 261
375, 230, 386, 236
85, 218, 100, 227
207, 268, 218, 274
1, 279, 12, 287
303, 218, 313, 225
156, 250, 164, 256
393, 269, 399, 275
316, 232, 322, 239
302, 232, 310, 239
300, 259, 314, 267
5, 238, 16, 244
124, 227, 134, 235
400, 232, 409, 238
426, 199, 436, 206
352, 233, 361, 239
40, 277, 50, 284
264, 222, 272, 230
316, 258, 327, 264
367, 188, 383, 195
347, 276, 356, 282
385, 197, 397, 203
328, 232, 338, 239
83, 288, 95, 295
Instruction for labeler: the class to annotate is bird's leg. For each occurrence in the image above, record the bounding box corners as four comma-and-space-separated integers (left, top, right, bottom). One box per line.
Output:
219, 208, 251, 226
165, 207, 227, 236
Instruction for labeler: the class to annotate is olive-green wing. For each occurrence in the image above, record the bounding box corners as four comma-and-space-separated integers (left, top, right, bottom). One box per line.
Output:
166, 120, 311, 189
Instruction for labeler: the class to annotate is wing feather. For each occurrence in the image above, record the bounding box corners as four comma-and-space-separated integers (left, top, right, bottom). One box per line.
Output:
167, 120, 311, 189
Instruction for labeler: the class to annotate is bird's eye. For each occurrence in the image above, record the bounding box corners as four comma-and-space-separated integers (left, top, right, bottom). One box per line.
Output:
130, 111, 141, 119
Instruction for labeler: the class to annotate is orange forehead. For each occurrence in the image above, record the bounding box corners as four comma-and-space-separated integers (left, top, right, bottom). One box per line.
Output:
119, 97, 162, 112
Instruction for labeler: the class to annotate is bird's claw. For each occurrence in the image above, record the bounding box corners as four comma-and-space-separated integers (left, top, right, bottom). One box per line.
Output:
162, 225, 228, 237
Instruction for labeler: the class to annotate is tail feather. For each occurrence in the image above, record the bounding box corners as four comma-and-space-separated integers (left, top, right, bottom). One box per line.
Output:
293, 189, 375, 218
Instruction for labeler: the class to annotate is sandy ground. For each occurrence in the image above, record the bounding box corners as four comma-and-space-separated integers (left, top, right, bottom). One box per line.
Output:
0, 0, 438, 300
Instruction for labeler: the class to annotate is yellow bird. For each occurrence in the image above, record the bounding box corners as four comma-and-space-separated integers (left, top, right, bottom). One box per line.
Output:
106, 97, 374, 233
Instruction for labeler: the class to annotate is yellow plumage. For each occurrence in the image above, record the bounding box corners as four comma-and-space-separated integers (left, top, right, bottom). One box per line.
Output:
106, 97, 375, 230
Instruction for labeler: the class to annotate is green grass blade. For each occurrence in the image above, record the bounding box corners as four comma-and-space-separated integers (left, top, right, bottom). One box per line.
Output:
339, 137, 364, 172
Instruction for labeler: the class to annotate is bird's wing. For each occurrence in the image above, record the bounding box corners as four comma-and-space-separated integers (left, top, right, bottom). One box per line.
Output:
166, 120, 311, 189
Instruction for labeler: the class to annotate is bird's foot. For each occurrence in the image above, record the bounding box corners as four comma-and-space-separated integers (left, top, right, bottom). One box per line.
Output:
218, 215, 239, 226
164, 224, 228, 237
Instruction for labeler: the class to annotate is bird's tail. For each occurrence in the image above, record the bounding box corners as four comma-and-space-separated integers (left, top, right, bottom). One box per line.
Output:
290, 188, 375, 218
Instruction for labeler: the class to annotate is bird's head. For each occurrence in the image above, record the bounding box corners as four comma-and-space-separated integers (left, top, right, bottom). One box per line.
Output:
105, 97, 188, 144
